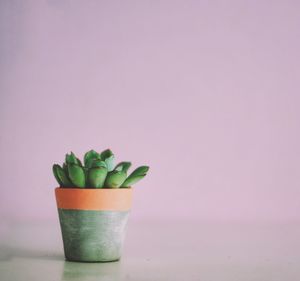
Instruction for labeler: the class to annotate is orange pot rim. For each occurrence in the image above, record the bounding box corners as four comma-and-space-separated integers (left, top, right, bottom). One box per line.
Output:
55, 187, 132, 211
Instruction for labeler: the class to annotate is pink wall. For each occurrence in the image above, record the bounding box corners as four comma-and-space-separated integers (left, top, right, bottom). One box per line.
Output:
1, 0, 300, 222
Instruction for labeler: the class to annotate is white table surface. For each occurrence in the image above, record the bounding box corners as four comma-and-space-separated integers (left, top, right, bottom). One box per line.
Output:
0, 220, 299, 281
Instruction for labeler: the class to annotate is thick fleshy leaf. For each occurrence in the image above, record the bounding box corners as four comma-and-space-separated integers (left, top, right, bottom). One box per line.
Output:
84, 150, 101, 167
87, 166, 108, 188
68, 164, 86, 188
52, 164, 63, 186
114, 162, 132, 173
63, 163, 68, 175
65, 152, 79, 165
127, 166, 149, 177
100, 149, 113, 159
90, 159, 107, 169
100, 149, 114, 172
121, 175, 145, 187
104, 170, 126, 188
121, 166, 149, 187
53, 164, 73, 187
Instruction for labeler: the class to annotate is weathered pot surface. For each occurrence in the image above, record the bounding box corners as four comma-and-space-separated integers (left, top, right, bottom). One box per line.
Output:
55, 188, 132, 262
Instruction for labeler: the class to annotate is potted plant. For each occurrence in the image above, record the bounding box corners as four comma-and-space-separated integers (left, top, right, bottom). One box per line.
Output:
53, 149, 149, 262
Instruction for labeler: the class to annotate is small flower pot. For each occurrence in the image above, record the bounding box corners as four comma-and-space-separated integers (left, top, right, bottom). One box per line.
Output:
55, 188, 132, 262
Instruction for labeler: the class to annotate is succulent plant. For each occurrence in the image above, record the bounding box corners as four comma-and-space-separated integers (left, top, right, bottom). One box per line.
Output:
52, 149, 149, 188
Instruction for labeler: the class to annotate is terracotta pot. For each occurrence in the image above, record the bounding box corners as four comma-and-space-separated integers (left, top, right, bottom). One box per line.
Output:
55, 188, 132, 262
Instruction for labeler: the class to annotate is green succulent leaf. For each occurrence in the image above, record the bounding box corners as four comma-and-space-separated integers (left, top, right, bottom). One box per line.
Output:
100, 149, 113, 159
87, 166, 108, 188
63, 163, 68, 174
127, 166, 149, 177
114, 162, 132, 173
84, 150, 101, 167
65, 152, 79, 165
122, 175, 146, 187
52, 164, 63, 186
90, 159, 107, 169
53, 164, 73, 187
68, 164, 86, 188
121, 166, 149, 187
100, 149, 114, 172
104, 170, 127, 188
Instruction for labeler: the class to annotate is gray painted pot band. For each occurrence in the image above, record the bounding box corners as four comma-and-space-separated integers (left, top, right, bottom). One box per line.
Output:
58, 209, 130, 262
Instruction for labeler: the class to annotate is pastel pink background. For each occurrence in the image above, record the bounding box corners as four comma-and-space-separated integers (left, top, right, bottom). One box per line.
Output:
1, 0, 299, 223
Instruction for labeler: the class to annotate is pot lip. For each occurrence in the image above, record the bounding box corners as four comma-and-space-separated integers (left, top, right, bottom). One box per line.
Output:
55, 187, 132, 211
55, 187, 132, 190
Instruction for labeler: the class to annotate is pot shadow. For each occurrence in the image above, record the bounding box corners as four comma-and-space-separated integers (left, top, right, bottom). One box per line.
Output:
0, 245, 64, 262
61, 259, 122, 281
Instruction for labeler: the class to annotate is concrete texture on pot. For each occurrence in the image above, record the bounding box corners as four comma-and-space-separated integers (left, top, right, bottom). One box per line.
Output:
58, 209, 129, 262
55, 188, 132, 262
